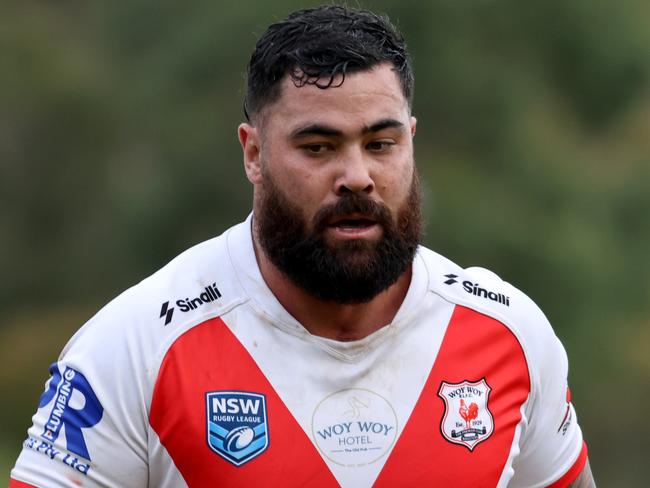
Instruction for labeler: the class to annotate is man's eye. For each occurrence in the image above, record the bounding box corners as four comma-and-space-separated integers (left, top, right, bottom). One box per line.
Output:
302, 143, 331, 154
366, 140, 395, 151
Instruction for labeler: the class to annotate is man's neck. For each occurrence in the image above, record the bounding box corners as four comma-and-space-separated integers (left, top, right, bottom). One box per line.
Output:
253, 239, 412, 342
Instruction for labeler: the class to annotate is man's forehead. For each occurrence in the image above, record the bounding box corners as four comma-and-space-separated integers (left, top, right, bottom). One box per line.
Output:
279, 63, 405, 101
260, 64, 409, 132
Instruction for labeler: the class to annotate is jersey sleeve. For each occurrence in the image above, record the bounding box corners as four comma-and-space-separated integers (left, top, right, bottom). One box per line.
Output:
507, 292, 587, 487
10, 295, 151, 488
461, 266, 588, 486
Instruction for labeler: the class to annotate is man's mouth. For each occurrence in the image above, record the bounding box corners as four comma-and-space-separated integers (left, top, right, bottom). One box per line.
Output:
331, 218, 376, 229
329, 213, 377, 228
327, 214, 381, 238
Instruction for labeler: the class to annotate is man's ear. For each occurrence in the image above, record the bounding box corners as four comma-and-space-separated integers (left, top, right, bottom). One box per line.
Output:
410, 116, 417, 137
238, 123, 263, 185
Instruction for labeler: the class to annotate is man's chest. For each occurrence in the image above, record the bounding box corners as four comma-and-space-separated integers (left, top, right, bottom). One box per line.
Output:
149, 301, 530, 487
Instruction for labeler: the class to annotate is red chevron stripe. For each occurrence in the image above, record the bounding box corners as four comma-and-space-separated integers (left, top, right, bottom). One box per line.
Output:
149, 317, 338, 487
375, 305, 531, 486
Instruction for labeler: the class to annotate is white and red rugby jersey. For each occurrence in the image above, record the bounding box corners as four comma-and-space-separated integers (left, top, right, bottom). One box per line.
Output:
11, 215, 587, 487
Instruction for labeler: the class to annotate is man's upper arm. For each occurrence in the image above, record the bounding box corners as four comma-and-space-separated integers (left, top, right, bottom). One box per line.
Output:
9, 305, 150, 487
497, 282, 590, 487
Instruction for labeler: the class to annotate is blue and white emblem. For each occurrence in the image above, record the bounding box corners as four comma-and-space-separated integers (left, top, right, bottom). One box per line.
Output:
206, 391, 269, 466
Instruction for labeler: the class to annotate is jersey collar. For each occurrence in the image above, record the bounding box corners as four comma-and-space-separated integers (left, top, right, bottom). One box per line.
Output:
227, 213, 430, 354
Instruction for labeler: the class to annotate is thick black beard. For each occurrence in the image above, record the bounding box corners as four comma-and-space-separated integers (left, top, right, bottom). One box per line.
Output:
256, 173, 422, 304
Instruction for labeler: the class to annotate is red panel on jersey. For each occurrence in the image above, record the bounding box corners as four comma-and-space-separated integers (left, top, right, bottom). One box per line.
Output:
8, 479, 37, 488
375, 305, 531, 486
149, 317, 338, 487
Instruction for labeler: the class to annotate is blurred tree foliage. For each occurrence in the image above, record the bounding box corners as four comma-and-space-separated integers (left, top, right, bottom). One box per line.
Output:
1, 0, 649, 484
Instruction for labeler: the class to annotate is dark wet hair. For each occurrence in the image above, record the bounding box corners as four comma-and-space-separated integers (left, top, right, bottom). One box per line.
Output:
244, 5, 413, 121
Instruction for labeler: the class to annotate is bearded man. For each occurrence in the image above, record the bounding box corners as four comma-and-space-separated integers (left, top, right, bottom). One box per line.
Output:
10, 5, 593, 487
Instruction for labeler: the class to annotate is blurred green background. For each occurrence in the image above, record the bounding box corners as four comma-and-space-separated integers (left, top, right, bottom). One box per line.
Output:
1, 0, 649, 485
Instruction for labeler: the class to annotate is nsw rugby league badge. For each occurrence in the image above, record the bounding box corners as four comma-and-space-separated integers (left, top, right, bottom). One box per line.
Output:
206, 391, 269, 466
438, 378, 494, 451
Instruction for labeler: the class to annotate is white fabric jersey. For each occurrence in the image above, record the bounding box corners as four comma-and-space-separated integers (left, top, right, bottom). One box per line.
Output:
11, 215, 587, 487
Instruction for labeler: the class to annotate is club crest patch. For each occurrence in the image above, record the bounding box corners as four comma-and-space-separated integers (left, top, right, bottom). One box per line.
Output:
206, 391, 269, 466
438, 378, 494, 451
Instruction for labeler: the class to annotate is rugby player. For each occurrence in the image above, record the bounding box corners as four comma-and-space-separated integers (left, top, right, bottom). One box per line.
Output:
10, 5, 594, 487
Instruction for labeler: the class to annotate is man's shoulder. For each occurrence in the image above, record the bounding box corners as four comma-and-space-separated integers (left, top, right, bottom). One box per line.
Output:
416, 246, 557, 356
61, 220, 251, 363
137, 221, 250, 324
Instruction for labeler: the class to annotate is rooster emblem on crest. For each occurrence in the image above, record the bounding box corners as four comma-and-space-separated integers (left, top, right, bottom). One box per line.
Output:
459, 399, 479, 429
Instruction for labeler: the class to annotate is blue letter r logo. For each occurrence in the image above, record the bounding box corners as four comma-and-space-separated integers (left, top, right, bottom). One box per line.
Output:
39, 363, 104, 460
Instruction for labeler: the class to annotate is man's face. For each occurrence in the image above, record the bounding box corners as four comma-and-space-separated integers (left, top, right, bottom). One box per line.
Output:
241, 63, 421, 303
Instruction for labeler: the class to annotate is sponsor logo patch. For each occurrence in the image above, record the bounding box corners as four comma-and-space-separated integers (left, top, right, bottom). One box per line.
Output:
311, 388, 397, 466
26, 363, 104, 474
159, 282, 222, 325
206, 391, 269, 466
443, 274, 510, 307
39, 363, 103, 460
438, 378, 494, 451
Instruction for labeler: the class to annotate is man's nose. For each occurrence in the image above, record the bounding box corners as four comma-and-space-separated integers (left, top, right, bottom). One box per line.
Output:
334, 148, 375, 196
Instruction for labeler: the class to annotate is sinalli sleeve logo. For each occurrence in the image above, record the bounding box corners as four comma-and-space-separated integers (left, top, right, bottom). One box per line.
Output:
206, 391, 269, 466
438, 379, 494, 451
